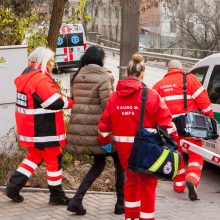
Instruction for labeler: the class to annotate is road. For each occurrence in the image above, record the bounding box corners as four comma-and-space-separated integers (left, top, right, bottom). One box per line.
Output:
53, 54, 167, 96
104, 53, 166, 88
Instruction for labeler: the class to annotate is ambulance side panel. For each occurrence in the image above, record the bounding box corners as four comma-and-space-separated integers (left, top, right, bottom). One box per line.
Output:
189, 55, 220, 159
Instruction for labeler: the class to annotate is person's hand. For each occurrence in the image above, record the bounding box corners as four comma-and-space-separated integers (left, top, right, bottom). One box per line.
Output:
101, 143, 112, 153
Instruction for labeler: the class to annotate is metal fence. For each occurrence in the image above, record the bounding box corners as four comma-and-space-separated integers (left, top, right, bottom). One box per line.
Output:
87, 41, 200, 66
147, 48, 219, 59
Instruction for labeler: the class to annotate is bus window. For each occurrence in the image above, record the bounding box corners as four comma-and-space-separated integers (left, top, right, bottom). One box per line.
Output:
190, 66, 209, 83
207, 65, 220, 104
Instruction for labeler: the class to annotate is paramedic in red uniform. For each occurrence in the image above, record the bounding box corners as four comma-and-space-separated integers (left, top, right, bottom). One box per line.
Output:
153, 60, 213, 201
98, 53, 177, 220
5, 47, 74, 205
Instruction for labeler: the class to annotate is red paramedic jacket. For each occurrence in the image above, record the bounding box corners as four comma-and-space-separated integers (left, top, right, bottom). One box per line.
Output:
152, 69, 213, 118
14, 63, 74, 148
98, 78, 177, 169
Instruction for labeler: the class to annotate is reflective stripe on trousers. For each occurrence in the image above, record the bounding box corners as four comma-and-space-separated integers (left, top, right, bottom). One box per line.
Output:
125, 201, 141, 208
186, 172, 200, 182
140, 212, 155, 219
188, 162, 203, 170
173, 181, 186, 187
17, 159, 38, 177
47, 170, 63, 186
124, 170, 157, 219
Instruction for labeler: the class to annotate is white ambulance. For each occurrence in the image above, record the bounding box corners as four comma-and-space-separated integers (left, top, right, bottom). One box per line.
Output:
55, 23, 86, 69
188, 53, 220, 164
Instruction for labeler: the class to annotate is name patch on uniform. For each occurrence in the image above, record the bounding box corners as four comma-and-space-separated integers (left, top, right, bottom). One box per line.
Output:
16, 92, 27, 107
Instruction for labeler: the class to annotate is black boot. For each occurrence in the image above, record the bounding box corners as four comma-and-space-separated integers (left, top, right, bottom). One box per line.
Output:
67, 155, 106, 215
114, 158, 125, 215
6, 171, 29, 203
186, 180, 198, 201
67, 198, 87, 215
48, 185, 70, 205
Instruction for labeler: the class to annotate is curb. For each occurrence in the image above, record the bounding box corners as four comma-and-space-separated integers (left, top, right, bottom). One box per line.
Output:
0, 186, 116, 195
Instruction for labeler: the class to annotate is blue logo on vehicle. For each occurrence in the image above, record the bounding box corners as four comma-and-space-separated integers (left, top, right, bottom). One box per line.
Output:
57, 37, 63, 46
71, 35, 79, 44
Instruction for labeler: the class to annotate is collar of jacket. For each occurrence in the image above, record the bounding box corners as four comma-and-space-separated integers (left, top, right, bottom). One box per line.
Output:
81, 64, 109, 74
29, 62, 50, 75
88, 64, 101, 68
164, 68, 184, 78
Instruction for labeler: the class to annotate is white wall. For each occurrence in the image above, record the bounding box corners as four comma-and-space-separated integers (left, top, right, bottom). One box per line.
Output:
0, 45, 28, 138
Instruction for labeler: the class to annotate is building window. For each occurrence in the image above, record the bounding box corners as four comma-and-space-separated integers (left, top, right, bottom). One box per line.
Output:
170, 0, 177, 11
187, 0, 195, 12
170, 20, 176, 33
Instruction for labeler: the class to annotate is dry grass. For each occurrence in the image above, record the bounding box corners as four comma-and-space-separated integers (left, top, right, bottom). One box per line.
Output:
0, 146, 27, 185
0, 150, 116, 192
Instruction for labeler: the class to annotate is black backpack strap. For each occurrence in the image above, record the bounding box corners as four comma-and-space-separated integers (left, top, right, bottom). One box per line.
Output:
183, 72, 187, 109
139, 86, 148, 129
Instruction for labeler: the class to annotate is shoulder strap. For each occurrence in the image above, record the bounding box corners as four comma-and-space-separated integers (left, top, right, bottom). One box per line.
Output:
139, 86, 148, 129
183, 72, 187, 109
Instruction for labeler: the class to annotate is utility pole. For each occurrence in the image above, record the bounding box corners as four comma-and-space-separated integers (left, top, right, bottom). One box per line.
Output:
119, 0, 140, 79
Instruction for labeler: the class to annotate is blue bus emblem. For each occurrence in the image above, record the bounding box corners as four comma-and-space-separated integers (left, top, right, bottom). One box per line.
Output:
71, 35, 79, 44
57, 37, 63, 46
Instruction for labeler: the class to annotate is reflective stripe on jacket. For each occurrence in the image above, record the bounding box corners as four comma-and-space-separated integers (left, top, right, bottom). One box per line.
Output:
98, 78, 177, 168
14, 63, 74, 148
152, 69, 213, 118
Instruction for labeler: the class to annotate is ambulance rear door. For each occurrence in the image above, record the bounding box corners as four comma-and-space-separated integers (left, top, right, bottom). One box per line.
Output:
55, 24, 86, 70
56, 31, 69, 67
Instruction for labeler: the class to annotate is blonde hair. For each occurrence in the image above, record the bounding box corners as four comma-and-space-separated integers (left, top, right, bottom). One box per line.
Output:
127, 53, 145, 77
29, 47, 54, 73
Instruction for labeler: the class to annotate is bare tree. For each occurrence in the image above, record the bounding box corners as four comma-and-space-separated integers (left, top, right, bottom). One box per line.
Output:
172, 0, 220, 50
120, 0, 140, 78
48, 0, 68, 51
0, 0, 47, 16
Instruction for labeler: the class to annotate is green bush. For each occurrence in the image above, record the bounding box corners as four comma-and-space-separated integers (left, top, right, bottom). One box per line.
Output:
62, 152, 73, 167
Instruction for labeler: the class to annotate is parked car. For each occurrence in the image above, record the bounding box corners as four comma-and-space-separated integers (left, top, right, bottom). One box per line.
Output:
55, 23, 86, 70
188, 53, 220, 165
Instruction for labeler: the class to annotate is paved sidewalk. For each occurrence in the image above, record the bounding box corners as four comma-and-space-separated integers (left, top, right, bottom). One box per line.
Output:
1, 179, 220, 220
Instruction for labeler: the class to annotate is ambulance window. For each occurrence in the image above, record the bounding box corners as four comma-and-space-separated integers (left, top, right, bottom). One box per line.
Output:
207, 65, 220, 104
190, 66, 208, 83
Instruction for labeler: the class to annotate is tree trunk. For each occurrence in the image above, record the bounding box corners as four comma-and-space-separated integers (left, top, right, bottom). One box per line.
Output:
48, 0, 68, 51
119, 0, 140, 79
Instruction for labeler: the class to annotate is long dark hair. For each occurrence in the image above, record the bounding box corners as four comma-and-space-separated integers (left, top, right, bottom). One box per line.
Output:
71, 45, 105, 84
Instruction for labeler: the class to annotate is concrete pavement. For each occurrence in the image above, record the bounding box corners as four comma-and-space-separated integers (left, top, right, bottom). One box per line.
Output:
1, 178, 220, 220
